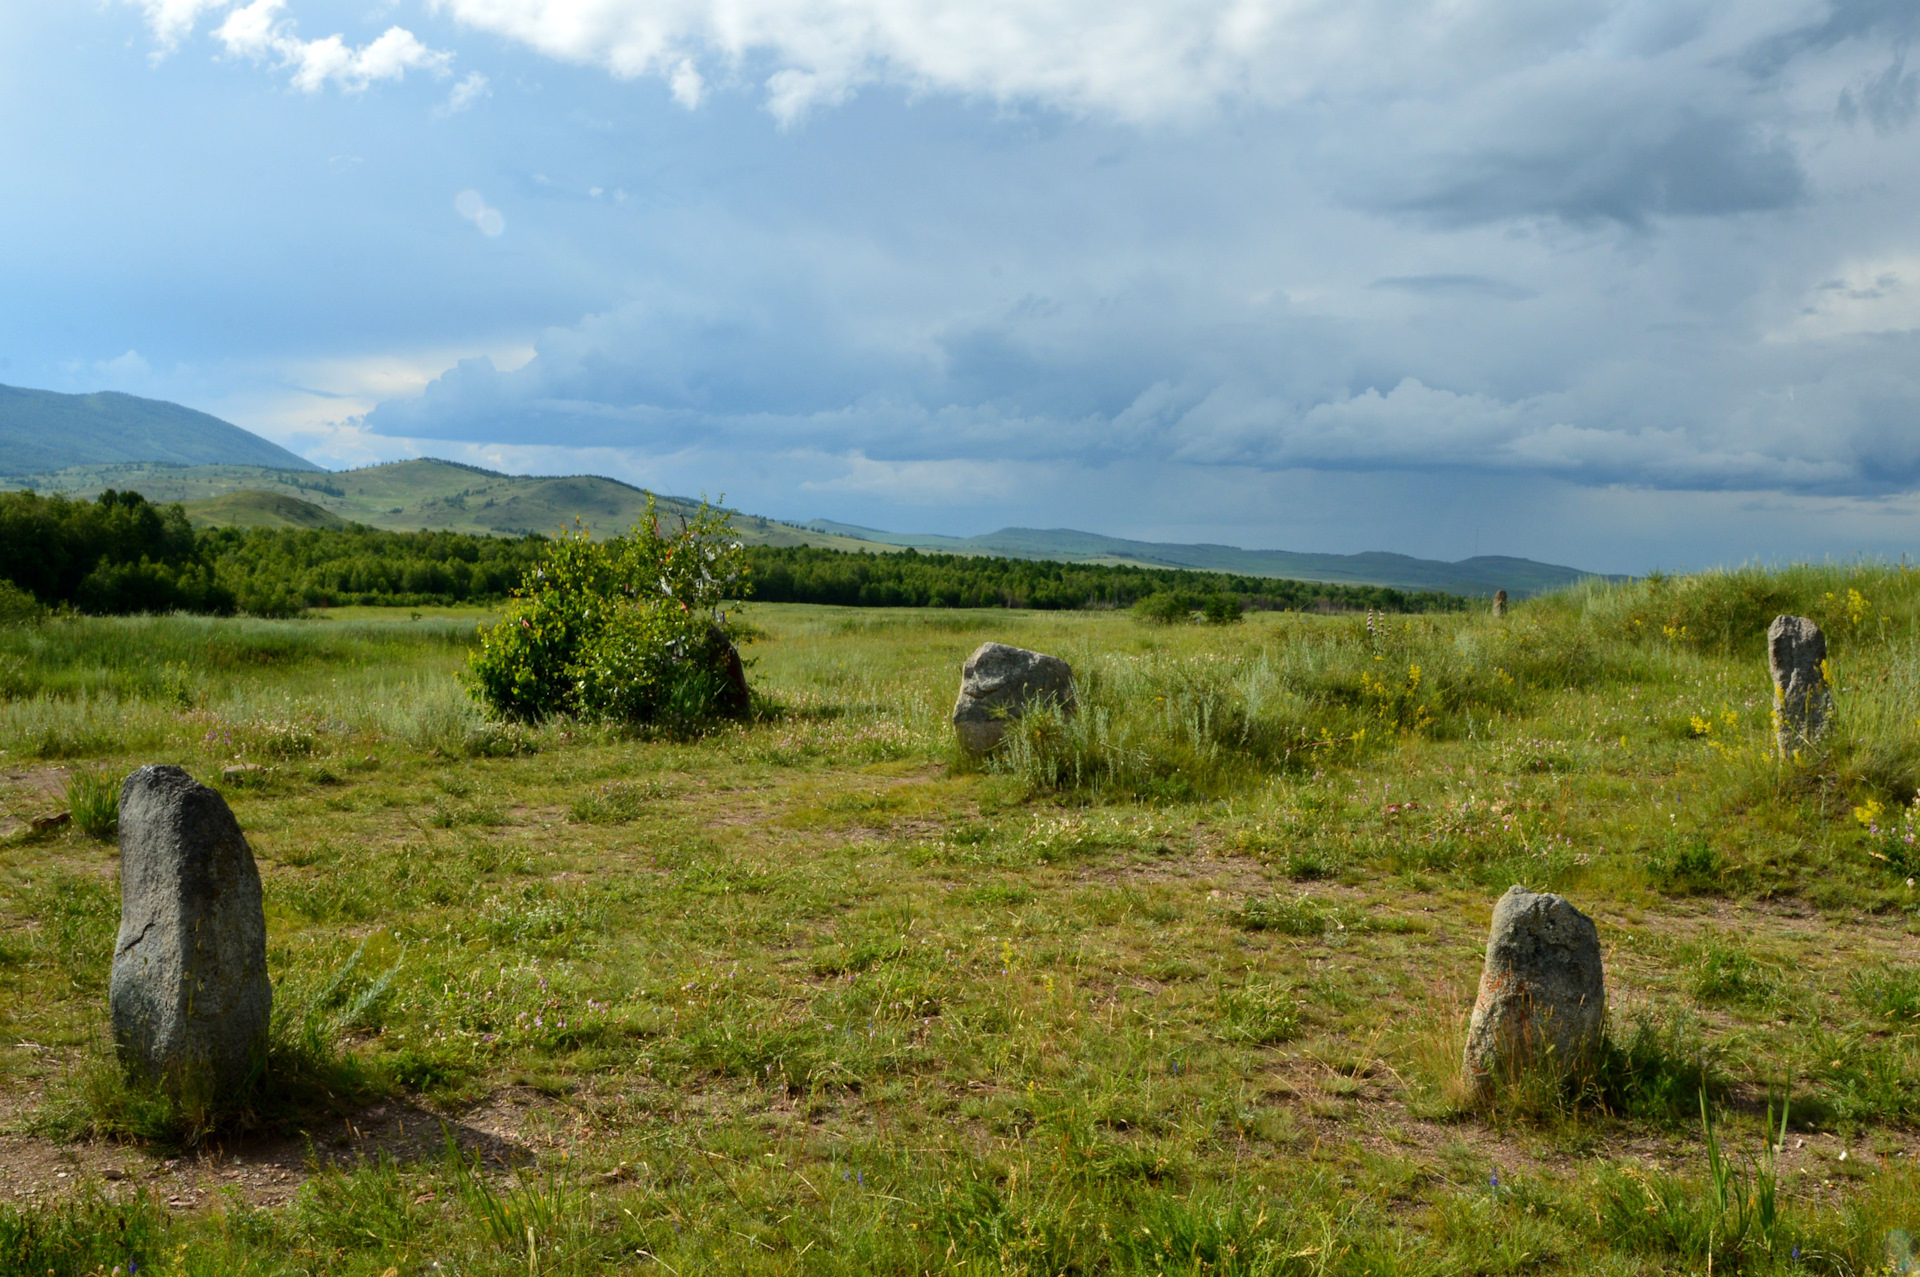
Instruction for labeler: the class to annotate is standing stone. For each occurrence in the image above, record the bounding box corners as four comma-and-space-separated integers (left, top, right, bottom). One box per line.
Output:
1491, 589, 1508, 617
707, 624, 752, 718
1768, 615, 1830, 757
952, 643, 1076, 754
110, 766, 271, 1095
1462, 886, 1605, 1100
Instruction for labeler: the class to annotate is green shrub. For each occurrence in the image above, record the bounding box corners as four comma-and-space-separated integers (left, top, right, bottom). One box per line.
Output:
0, 578, 42, 625
1200, 594, 1244, 625
1132, 592, 1193, 624
467, 497, 751, 727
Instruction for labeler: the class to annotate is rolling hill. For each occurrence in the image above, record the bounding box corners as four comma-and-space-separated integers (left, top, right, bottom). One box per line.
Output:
179, 490, 346, 530
0, 377, 1606, 596
2, 458, 877, 550
0, 384, 316, 474
803, 521, 1604, 596
4, 456, 1605, 595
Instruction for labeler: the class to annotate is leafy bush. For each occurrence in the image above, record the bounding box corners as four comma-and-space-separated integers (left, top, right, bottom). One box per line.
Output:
467, 498, 752, 727
1132, 592, 1193, 624
0, 579, 42, 625
1200, 593, 1244, 625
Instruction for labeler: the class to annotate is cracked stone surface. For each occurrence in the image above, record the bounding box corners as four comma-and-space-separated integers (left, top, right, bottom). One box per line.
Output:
110, 765, 271, 1094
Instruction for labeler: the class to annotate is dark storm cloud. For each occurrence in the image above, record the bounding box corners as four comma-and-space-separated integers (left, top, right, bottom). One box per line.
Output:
1746, 0, 1920, 78
1375, 112, 1804, 229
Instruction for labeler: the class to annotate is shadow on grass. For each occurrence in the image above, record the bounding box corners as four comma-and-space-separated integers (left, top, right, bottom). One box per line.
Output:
35, 1018, 393, 1152
35, 942, 405, 1151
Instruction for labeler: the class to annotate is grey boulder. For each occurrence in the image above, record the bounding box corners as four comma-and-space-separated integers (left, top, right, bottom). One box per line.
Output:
1768, 614, 1830, 757
110, 765, 272, 1094
952, 642, 1076, 753
1462, 886, 1605, 1100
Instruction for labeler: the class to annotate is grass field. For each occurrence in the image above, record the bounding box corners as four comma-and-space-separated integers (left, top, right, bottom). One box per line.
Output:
3, 567, 1920, 1274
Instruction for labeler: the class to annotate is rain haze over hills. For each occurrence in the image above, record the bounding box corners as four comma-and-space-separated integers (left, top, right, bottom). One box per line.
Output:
3, 0, 1918, 573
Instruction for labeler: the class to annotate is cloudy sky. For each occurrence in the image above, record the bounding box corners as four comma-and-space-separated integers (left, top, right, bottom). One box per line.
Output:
2, 0, 1917, 571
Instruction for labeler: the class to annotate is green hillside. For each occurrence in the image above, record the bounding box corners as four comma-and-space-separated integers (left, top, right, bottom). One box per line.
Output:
1, 458, 876, 549
3, 452, 1602, 595
803, 521, 1604, 596
0, 384, 316, 474
180, 489, 346, 530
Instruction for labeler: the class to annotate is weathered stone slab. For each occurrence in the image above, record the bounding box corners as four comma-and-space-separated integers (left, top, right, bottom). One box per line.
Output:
1491, 589, 1508, 617
1462, 886, 1605, 1100
1768, 614, 1830, 757
951, 643, 1076, 754
110, 765, 271, 1094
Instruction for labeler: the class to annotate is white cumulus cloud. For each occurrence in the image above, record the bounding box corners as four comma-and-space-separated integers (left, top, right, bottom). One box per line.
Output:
216, 1, 454, 91
133, 0, 230, 54
429, 0, 1443, 124
131, 0, 459, 92
426, 0, 1870, 128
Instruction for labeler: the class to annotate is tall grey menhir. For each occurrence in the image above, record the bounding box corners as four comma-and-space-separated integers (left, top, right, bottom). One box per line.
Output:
110, 765, 271, 1093
1767, 615, 1830, 758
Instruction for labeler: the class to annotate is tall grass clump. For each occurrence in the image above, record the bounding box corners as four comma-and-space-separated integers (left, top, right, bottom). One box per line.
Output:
985, 621, 1542, 799
1574, 562, 1915, 656
64, 766, 119, 839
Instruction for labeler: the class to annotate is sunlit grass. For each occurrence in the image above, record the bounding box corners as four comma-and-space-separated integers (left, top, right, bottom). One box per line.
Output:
3, 573, 1920, 1270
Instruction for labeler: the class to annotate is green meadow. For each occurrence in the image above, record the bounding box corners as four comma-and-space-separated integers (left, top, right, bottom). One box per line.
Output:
4, 566, 1920, 1273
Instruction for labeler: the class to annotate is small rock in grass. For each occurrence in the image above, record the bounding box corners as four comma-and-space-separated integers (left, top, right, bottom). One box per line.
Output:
110, 765, 271, 1095
1768, 614, 1831, 757
951, 643, 1076, 754
1463, 885, 1605, 1101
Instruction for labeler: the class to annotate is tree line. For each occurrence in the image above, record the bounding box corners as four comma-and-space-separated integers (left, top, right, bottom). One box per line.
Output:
746, 546, 1468, 613
0, 489, 1469, 617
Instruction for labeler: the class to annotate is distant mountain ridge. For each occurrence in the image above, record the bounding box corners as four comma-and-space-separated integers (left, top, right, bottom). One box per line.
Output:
803, 521, 1606, 597
0, 383, 1606, 596
0, 384, 316, 473
1, 459, 880, 551
0, 456, 1606, 596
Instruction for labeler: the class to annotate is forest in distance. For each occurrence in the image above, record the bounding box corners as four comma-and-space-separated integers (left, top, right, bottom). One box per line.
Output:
0, 487, 1473, 618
